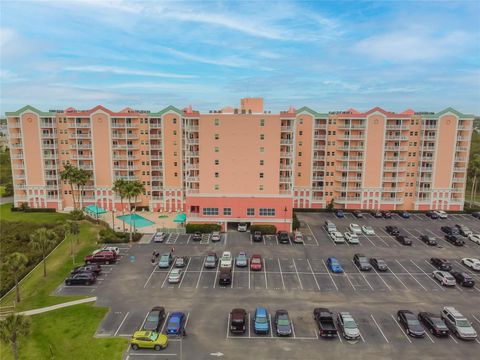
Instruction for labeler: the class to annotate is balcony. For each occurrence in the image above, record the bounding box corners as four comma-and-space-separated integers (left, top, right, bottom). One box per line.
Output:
7, 121, 20, 128
385, 135, 408, 141
151, 196, 164, 201
114, 175, 138, 181
111, 133, 126, 139
380, 197, 404, 203
421, 146, 435, 152
338, 146, 364, 151
10, 153, 24, 159
454, 157, 467, 162
151, 165, 163, 171
150, 144, 163, 150
281, 125, 293, 132
339, 135, 365, 140
453, 167, 465, 172
456, 146, 468, 152
419, 156, 434, 161
335, 187, 362, 192
280, 164, 292, 170
126, 133, 139, 139
313, 144, 325, 150
188, 138, 200, 145
338, 124, 365, 130
151, 176, 163, 181
450, 198, 464, 204
44, 164, 58, 170
15, 184, 27, 189
279, 189, 292, 195
385, 145, 407, 151
187, 188, 200, 194
422, 124, 437, 130
312, 166, 324, 171
386, 125, 409, 130
279, 177, 291, 183
151, 154, 163, 160
42, 143, 57, 149
187, 176, 200, 182
12, 163, 24, 169
188, 125, 199, 131
69, 122, 90, 128
69, 133, 91, 139
71, 143, 92, 149
280, 152, 293, 158
384, 156, 406, 161
382, 187, 404, 193
311, 196, 324, 201
9, 133, 22, 139
457, 125, 472, 130
44, 174, 58, 180
336, 167, 363, 172
334, 197, 361, 203
419, 167, 433, 172
280, 139, 293, 145
112, 144, 127, 150
422, 135, 436, 141
9, 143, 23, 149
382, 177, 406, 182
312, 175, 324, 181
72, 155, 92, 160
187, 151, 199, 157
186, 163, 199, 170
149, 122, 162, 129
45, 184, 59, 190
383, 167, 406, 172
78, 164, 93, 170
339, 156, 364, 161
418, 177, 432, 182
314, 123, 327, 129
451, 188, 464, 193
452, 177, 466, 183
43, 153, 57, 160
149, 132, 162, 138
313, 134, 327, 140
40, 121, 57, 128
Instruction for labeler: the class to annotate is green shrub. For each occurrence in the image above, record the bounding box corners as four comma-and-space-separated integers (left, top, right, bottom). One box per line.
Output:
292, 212, 300, 230
98, 228, 141, 243
70, 210, 85, 220
249, 224, 277, 234
185, 223, 221, 233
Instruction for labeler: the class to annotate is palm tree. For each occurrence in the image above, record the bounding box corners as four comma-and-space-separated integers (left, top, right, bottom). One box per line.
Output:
0, 314, 30, 360
60, 162, 78, 210
65, 220, 80, 265
124, 180, 145, 243
75, 169, 91, 210
468, 154, 480, 206
112, 179, 127, 232
29, 228, 57, 277
2, 253, 28, 303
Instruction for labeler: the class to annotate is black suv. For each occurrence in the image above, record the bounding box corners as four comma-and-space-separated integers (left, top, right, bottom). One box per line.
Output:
192, 231, 202, 241
441, 226, 459, 236
369, 258, 388, 271
371, 211, 383, 218
419, 235, 437, 246
385, 225, 400, 236
353, 210, 364, 218
395, 234, 412, 246
252, 231, 263, 242
382, 211, 392, 219
426, 211, 439, 219
277, 231, 290, 244
71, 264, 101, 276
65, 273, 96, 286
430, 258, 452, 271
353, 254, 372, 271
450, 271, 475, 287
219, 268, 232, 286
229, 308, 247, 334
445, 234, 465, 246
418, 312, 449, 337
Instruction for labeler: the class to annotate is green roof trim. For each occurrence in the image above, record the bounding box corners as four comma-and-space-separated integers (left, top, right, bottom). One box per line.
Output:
296, 106, 329, 118
149, 105, 183, 117
5, 105, 56, 117
422, 107, 474, 120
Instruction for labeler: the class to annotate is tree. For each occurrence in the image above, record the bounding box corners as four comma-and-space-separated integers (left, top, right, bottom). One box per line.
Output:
29, 228, 57, 277
468, 154, 480, 206
60, 162, 78, 210
112, 179, 127, 232
0, 314, 30, 360
124, 180, 145, 243
75, 169, 91, 210
326, 199, 334, 212
2, 253, 28, 303
65, 220, 80, 265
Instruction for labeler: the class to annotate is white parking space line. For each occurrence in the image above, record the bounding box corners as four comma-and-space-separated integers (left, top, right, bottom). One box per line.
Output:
231, 264, 235, 289
409, 260, 445, 291
269, 314, 274, 338
160, 312, 170, 334
370, 315, 389, 343
184, 312, 190, 330
307, 259, 321, 291
306, 222, 319, 246
292, 259, 303, 290
161, 259, 177, 288
390, 314, 412, 343
404, 228, 427, 247
350, 261, 374, 291
143, 267, 157, 288
395, 260, 428, 291
322, 226, 337, 247
358, 329, 366, 343
248, 313, 251, 338
344, 273, 356, 291
424, 329, 435, 343
186, 234, 191, 244
321, 259, 339, 291
448, 334, 458, 343
374, 229, 391, 247
114, 312, 129, 336
263, 259, 268, 289
337, 330, 343, 343
140, 311, 150, 330
213, 264, 220, 289
178, 260, 191, 288
371, 266, 392, 291
277, 259, 285, 290
361, 234, 377, 247
195, 258, 205, 289
226, 313, 231, 339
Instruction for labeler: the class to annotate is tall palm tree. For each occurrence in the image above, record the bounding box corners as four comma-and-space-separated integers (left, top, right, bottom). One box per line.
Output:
468, 154, 480, 206
2, 253, 28, 303
113, 179, 127, 232
65, 220, 80, 265
124, 180, 145, 243
75, 169, 91, 210
29, 228, 57, 277
60, 162, 78, 210
0, 314, 30, 360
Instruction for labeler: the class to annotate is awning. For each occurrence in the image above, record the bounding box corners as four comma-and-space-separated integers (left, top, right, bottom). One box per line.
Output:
173, 213, 187, 222
84, 204, 107, 215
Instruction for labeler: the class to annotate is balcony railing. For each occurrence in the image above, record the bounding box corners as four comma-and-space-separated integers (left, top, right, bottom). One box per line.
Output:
383, 167, 406, 172
384, 156, 406, 161
312, 176, 324, 181
385, 135, 408, 141
40, 121, 57, 128
384, 146, 407, 151
454, 157, 467, 162
422, 136, 436, 141
9, 133, 22, 138
187, 151, 199, 157
280, 164, 292, 170
386, 125, 409, 130
419, 167, 433, 172
69, 133, 91, 139
452, 177, 466, 183
338, 146, 364, 151
456, 146, 468, 152
280, 152, 293, 158
339, 135, 365, 140
280, 125, 293, 132
380, 197, 404, 203
453, 167, 466, 172
339, 156, 364, 161
10, 153, 24, 159
336, 167, 363, 172
382, 187, 404, 193
9, 143, 23, 149
382, 177, 406, 182
334, 197, 361, 203
313, 144, 325, 150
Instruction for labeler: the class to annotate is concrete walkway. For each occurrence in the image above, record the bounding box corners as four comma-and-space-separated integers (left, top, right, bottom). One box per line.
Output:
18, 297, 97, 316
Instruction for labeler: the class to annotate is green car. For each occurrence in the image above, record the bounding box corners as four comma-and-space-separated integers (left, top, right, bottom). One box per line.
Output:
158, 253, 173, 268
131, 331, 168, 351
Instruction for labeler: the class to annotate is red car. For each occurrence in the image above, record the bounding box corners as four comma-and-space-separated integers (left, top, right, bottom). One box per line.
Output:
250, 254, 263, 271
85, 250, 117, 265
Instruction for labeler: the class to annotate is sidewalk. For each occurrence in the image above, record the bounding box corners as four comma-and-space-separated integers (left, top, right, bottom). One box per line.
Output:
18, 297, 97, 316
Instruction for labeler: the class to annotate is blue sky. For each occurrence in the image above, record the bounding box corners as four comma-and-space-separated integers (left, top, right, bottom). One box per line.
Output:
1, 0, 479, 114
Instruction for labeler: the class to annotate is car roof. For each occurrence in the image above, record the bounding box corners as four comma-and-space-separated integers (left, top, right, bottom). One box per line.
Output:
255, 307, 267, 314
152, 306, 165, 312
231, 308, 246, 317
170, 312, 184, 318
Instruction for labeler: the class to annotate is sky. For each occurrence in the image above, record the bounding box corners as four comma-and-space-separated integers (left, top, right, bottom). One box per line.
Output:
1, 0, 479, 114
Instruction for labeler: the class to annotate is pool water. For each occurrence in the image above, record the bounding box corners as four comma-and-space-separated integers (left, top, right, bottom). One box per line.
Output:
117, 214, 155, 228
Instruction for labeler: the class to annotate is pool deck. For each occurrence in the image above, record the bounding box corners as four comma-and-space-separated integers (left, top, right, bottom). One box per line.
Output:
98, 210, 184, 234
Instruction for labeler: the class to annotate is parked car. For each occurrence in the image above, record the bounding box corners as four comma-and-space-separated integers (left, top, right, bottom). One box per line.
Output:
292, 231, 304, 244
229, 308, 247, 334
353, 210, 364, 218
274, 309, 292, 336
252, 231, 263, 242
314, 308, 337, 337
204, 252, 218, 269
369, 258, 388, 271
93, 246, 120, 256
426, 211, 439, 219
277, 231, 290, 244
65, 273, 96, 286
353, 254, 372, 271
349, 223, 362, 234
461, 257, 480, 271
218, 268, 232, 286
327, 257, 343, 273
399, 211, 411, 219
131, 331, 168, 351
250, 254, 263, 271
468, 233, 480, 245
385, 226, 400, 236
382, 211, 392, 219
450, 271, 475, 287
153, 232, 166, 243
335, 209, 345, 218
329, 231, 345, 243
397, 310, 425, 337
434, 210, 448, 219
168, 269, 183, 284
84, 251, 116, 265
166, 312, 186, 335
418, 312, 449, 337
325, 220, 337, 233
235, 251, 248, 267
472, 211, 480, 219
192, 231, 202, 241
432, 270, 456, 286
371, 211, 383, 218
143, 307, 165, 332
237, 223, 248, 232
175, 257, 188, 268
158, 253, 173, 268
220, 251, 233, 268
253, 307, 270, 334
420, 235, 437, 246
445, 234, 465, 246
395, 234, 412, 246
455, 224, 472, 237
441, 226, 459, 236
430, 258, 452, 271
337, 312, 360, 340
211, 231, 221, 242
441, 307, 478, 340
344, 232, 359, 244
70, 264, 101, 276
362, 225, 375, 235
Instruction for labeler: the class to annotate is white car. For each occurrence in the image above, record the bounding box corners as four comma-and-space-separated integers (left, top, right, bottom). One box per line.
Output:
468, 233, 480, 245
93, 246, 120, 255
220, 251, 233, 268
237, 223, 248, 232
168, 268, 183, 283
153, 232, 166, 243
349, 223, 362, 234
330, 231, 345, 243
293, 231, 304, 244
432, 270, 456, 286
362, 225, 375, 235
461, 258, 480, 271
344, 232, 359, 244
434, 210, 448, 219
211, 231, 221, 242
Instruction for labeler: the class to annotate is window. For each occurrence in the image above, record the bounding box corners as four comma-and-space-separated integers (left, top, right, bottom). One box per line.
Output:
174, 172, 178, 177
173, 118, 177, 124
214, 134, 219, 140
214, 147, 219, 152
247, 208, 255, 216
173, 141, 177, 146
260, 160, 264, 165
214, 184, 219, 190
215, 159, 219, 165
260, 134, 264, 140
298, 162, 302, 167
259, 185, 264, 191
260, 173, 264, 178
298, 152, 302, 156
260, 147, 265, 153
299, 141, 302, 146
174, 162, 177, 166
173, 130, 177, 135
223, 208, 232, 216
259, 208, 275, 216
299, 130, 303, 135
215, 172, 219, 178
203, 208, 219, 216
260, 119, 265, 126
298, 172, 301, 177
174, 151, 177, 156
214, 118, 220, 126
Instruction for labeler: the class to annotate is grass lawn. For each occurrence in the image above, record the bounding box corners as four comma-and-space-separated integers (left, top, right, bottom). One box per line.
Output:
0, 203, 70, 223
0, 304, 128, 360
0, 185, 5, 197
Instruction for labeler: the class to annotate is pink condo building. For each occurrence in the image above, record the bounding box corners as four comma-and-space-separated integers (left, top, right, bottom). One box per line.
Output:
6, 98, 473, 231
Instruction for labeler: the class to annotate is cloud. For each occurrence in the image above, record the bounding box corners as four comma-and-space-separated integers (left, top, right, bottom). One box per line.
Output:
63, 65, 195, 79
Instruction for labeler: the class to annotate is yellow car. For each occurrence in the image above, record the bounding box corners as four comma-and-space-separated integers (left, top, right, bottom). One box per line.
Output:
131, 331, 168, 351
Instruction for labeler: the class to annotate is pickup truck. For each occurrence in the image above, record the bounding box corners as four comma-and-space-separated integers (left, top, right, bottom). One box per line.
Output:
313, 308, 338, 337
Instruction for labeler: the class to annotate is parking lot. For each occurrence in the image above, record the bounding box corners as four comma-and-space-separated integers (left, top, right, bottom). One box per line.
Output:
56, 211, 480, 359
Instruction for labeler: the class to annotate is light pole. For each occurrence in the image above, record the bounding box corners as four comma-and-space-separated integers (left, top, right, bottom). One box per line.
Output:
112, 208, 116, 231
96, 200, 100, 224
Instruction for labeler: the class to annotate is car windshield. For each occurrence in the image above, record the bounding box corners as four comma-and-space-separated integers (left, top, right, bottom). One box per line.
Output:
160, 255, 169, 261
330, 259, 339, 266
457, 319, 471, 327
147, 313, 158, 321
171, 270, 179, 276
407, 319, 421, 326
149, 332, 158, 341
252, 258, 261, 264
256, 316, 267, 323
169, 318, 179, 327
206, 256, 215, 262
344, 320, 357, 329
377, 260, 386, 266
278, 319, 290, 326
359, 257, 368, 262
432, 319, 447, 329
365, 227, 372, 230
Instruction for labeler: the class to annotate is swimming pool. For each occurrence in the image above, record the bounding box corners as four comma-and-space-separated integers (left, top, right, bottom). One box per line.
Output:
117, 214, 155, 228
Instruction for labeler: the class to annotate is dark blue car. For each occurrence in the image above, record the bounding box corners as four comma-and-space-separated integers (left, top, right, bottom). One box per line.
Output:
335, 210, 345, 218
327, 257, 344, 273
400, 211, 410, 219
166, 312, 185, 335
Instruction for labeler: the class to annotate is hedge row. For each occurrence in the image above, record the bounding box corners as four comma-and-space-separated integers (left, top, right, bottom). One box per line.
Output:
11, 206, 57, 213
249, 224, 277, 235
98, 228, 142, 243
186, 223, 221, 233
